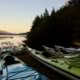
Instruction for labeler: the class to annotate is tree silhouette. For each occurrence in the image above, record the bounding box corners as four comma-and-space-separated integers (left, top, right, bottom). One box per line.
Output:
25, 1, 80, 50
68, 0, 80, 6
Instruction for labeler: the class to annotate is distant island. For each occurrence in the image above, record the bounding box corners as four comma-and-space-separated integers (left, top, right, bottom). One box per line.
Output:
17, 32, 29, 35
0, 30, 28, 35
0, 30, 15, 35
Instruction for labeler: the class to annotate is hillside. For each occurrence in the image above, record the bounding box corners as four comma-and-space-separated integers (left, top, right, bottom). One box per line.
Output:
0, 30, 14, 35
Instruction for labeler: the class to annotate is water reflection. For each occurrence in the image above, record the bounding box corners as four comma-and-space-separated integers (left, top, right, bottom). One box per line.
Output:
0, 35, 26, 46
0, 36, 25, 56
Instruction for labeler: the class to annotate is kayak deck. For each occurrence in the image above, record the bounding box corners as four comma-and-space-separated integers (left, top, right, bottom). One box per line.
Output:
30, 51, 80, 80
0, 57, 48, 80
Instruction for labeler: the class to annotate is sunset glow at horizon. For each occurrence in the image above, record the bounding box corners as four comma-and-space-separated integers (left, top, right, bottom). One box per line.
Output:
0, 0, 66, 33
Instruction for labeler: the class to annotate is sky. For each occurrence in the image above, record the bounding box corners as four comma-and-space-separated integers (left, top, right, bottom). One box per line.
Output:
0, 0, 68, 33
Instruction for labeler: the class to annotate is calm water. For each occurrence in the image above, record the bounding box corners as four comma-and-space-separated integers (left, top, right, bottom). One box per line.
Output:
0, 35, 49, 80
0, 35, 26, 47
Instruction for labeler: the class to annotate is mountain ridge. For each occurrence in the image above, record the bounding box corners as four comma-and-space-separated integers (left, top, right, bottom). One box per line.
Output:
0, 30, 15, 35
0, 30, 28, 35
